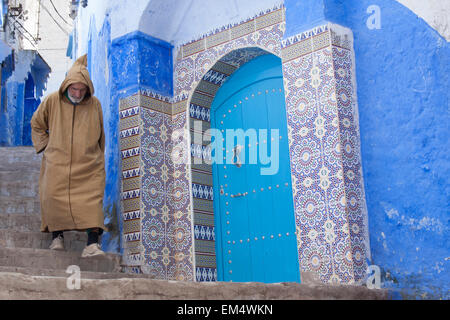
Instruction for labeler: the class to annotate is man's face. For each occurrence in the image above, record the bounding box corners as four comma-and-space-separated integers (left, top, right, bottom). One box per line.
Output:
68, 83, 88, 103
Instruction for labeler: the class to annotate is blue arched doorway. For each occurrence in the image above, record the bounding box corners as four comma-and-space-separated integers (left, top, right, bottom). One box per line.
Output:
211, 54, 300, 283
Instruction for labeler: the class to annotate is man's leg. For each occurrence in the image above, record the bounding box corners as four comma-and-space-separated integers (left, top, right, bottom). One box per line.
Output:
86, 228, 102, 245
52, 230, 64, 240
49, 230, 65, 250
81, 228, 105, 257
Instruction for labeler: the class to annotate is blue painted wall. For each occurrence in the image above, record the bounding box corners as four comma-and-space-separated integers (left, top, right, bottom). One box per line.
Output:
85, 15, 173, 254
285, 0, 449, 299
110, 30, 173, 97
0, 81, 25, 146
0, 53, 49, 147
85, 15, 121, 253
0, 53, 15, 146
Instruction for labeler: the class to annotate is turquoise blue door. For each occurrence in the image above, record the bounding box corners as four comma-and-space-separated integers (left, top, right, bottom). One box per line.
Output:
211, 54, 300, 283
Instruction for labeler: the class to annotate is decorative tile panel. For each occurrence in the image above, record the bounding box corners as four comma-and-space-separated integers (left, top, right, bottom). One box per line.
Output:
282, 23, 369, 284
119, 91, 194, 280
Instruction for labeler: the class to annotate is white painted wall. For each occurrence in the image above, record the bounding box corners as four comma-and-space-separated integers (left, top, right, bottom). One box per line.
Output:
73, 0, 150, 57
396, 0, 450, 41
137, 0, 284, 47
73, 0, 283, 57
22, 0, 73, 96
72, 0, 450, 60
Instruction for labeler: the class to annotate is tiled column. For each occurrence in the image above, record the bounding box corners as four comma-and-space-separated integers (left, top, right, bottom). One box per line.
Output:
138, 93, 193, 281
115, 31, 194, 280
119, 92, 194, 280
281, 23, 370, 284
119, 94, 143, 273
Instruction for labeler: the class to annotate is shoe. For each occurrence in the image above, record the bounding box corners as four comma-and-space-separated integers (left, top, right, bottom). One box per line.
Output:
81, 243, 105, 258
49, 235, 65, 251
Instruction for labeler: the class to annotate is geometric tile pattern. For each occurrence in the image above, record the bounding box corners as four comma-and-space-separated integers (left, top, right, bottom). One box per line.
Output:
281, 23, 369, 284
119, 92, 194, 280
119, 4, 370, 285
119, 95, 144, 272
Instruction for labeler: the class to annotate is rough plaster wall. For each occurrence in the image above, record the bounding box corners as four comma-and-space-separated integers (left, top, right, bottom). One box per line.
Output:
75, 0, 284, 54
321, 0, 449, 299
396, 0, 450, 41
85, 16, 120, 254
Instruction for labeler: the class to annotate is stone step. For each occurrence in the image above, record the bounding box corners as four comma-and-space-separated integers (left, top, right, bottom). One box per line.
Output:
0, 161, 41, 172
0, 196, 40, 214
0, 271, 389, 300
0, 169, 41, 183
0, 179, 39, 197
0, 266, 155, 280
0, 160, 41, 170
0, 230, 88, 251
0, 147, 42, 162
0, 247, 122, 273
0, 213, 42, 231
0, 148, 42, 175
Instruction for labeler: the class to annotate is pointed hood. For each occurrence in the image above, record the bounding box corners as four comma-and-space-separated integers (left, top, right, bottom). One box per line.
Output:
59, 54, 95, 102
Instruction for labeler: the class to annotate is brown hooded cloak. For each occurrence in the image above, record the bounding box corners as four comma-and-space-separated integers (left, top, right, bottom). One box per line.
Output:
30, 54, 107, 233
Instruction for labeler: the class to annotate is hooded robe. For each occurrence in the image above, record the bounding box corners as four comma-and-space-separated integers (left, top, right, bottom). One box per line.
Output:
30, 55, 107, 233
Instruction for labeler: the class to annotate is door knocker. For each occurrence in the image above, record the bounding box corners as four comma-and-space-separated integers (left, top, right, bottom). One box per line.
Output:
232, 145, 243, 168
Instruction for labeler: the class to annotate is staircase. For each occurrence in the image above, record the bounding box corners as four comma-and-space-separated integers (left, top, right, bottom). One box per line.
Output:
0, 147, 389, 300
0, 147, 131, 277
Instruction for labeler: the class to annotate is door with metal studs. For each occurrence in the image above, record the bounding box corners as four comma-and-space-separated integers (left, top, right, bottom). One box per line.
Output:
212, 54, 300, 283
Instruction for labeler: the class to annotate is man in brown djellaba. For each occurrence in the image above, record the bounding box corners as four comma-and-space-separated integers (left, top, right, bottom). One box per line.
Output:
31, 54, 107, 257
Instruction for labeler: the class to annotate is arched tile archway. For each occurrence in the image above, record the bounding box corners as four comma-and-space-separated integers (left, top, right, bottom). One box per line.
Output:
187, 47, 278, 282
119, 6, 370, 284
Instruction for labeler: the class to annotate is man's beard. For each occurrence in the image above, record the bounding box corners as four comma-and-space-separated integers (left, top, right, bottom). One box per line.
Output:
68, 92, 85, 104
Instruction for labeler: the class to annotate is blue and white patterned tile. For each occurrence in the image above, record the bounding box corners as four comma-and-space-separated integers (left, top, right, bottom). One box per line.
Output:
120, 126, 140, 139
141, 216, 167, 254
196, 267, 217, 282
330, 232, 355, 284
121, 147, 140, 159
194, 225, 215, 241
142, 253, 167, 279
120, 106, 140, 119
141, 171, 165, 210
141, 107, 164, 131
293, 179, 327, 232
167, 218, 193, 253
122, 209, 142, 221
122, 167, 141, 179
167, 178, 191, 211
289, 132, 322, 179
192, 183, 214, 201
189, 103, 211, 122
167, 255, 195, 281
298, 232, 334, 283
